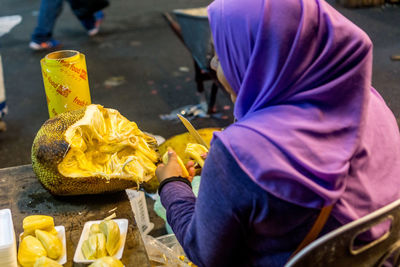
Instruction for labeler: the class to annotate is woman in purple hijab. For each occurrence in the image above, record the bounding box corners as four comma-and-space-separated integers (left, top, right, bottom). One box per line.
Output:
156, 0, 400, 266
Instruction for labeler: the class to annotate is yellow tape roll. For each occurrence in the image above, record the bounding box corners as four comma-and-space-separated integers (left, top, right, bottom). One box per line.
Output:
41, 50, 92, 118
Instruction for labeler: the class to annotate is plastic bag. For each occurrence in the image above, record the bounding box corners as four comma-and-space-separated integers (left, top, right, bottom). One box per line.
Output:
143, 235, 192, 267
153, 176, 201, 234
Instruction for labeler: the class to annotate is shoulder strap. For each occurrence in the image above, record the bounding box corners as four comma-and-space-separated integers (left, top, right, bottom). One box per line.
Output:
290, 204, 334, 258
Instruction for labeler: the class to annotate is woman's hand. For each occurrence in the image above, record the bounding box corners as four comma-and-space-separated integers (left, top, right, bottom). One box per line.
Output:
156, 149, 193, 183
186, 151, 208, 179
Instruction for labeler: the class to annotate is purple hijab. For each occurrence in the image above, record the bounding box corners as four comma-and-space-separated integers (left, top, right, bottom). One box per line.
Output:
208, 0, 400, 227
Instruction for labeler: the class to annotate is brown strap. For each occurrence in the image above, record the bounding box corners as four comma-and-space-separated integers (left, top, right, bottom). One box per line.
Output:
290, 204, 334, 258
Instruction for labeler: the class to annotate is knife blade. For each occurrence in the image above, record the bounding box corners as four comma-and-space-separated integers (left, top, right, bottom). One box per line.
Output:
177, 114, 209, 149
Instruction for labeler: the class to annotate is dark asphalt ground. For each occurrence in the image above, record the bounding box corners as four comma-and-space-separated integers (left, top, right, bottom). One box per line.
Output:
0, 0, 399, 236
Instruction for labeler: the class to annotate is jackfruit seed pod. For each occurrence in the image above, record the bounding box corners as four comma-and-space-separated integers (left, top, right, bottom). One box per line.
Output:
82, 234, 98, 260
23, 215, 56, 237
162, 149, 189, 178
96, 233, 107, 258
99, 220, 120, 256
89, 223, 101, 235
185, 143, 208, 168
88, 256, 124, 267
35, 229, 63, 260
33, 256, 63, 267
18, 236, 47, 267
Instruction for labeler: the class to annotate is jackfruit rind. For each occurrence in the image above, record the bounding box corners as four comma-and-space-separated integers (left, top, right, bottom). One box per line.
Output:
18, 236, 47, 267
32, 104, 160, 195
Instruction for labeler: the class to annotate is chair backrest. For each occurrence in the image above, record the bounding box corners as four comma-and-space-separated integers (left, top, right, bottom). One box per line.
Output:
173, 8, 212, 71
285, 198, 400, 267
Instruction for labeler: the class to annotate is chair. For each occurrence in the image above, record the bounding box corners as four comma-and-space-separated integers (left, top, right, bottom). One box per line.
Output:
285, 198, 400, 267
163, 8, 222, 114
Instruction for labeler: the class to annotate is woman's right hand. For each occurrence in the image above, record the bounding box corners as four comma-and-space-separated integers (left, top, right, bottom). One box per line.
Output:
186, 152, 208, 180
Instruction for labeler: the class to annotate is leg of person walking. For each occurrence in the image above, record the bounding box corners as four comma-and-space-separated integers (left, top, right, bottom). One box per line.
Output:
30, 0, 63, 50
66, 0, 107, 36
0, 55, 7, 132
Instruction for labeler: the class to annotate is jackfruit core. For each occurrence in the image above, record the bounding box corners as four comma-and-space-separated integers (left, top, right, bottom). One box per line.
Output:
58, 105, 159, 182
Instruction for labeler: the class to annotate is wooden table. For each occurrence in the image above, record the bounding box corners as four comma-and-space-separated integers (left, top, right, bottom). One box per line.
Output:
0, 164, 150, 267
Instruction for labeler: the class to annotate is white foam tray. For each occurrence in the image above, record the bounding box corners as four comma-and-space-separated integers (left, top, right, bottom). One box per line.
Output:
73, 219, 128, 264
0, 209, 15, 250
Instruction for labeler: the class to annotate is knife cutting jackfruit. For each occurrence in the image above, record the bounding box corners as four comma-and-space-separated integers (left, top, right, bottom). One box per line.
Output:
31, 104, 160, 195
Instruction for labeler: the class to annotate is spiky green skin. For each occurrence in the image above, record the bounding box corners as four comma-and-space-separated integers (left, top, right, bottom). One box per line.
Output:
31, 107, 137, 196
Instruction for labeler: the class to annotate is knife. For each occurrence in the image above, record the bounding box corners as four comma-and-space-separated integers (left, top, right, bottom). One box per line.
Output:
177, 114, 210, 149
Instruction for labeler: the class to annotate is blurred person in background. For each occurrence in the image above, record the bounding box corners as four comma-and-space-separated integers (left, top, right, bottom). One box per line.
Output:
0, 55, 7, 131
29, 0, 109, 51
155, 0, 400, 266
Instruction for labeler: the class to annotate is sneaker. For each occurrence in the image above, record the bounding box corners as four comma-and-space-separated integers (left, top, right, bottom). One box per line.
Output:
88, 11, 104, 36
29, 39, 62, 51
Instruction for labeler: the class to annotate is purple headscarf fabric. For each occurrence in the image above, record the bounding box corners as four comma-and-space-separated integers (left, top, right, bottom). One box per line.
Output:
208, 0, 400, 227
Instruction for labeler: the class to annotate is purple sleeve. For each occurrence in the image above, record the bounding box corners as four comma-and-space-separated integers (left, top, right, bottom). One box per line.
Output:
159, 139, 342, 266
160, 139, 252, 266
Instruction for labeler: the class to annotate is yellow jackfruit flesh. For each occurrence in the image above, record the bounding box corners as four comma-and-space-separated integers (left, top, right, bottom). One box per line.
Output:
185, 143, 208, 168
18, 236, 47, 267
22, 215, 57, 238
35, 230, 62, 260
33, 256, 62, 267
88, 256, 124, 267
82, 234, 98, 260
162, 149, 189, 178
89, 223, 101, 235
31, 104, 160, 195
99, 220, 120, 256
82, 233, 107, 260
96, 233, 107, 258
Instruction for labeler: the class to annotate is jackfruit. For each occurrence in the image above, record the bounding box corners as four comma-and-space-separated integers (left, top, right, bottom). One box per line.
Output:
162, 149, 189, 178
18, 236, 47, 267
82, 234, 98, 260
31, 104, 160, 195
82, 232, 107, 260
99, 220, 120, 256
185, 143, 208, 168
89, 223, 101, 235
33, 256, 63, 267
88, 256, 124, 267
96, 233, 107, 258
158, 128, 219, 163
22, 215, 57, 239
142, 128, 219, 193
35, 229, 63, 260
